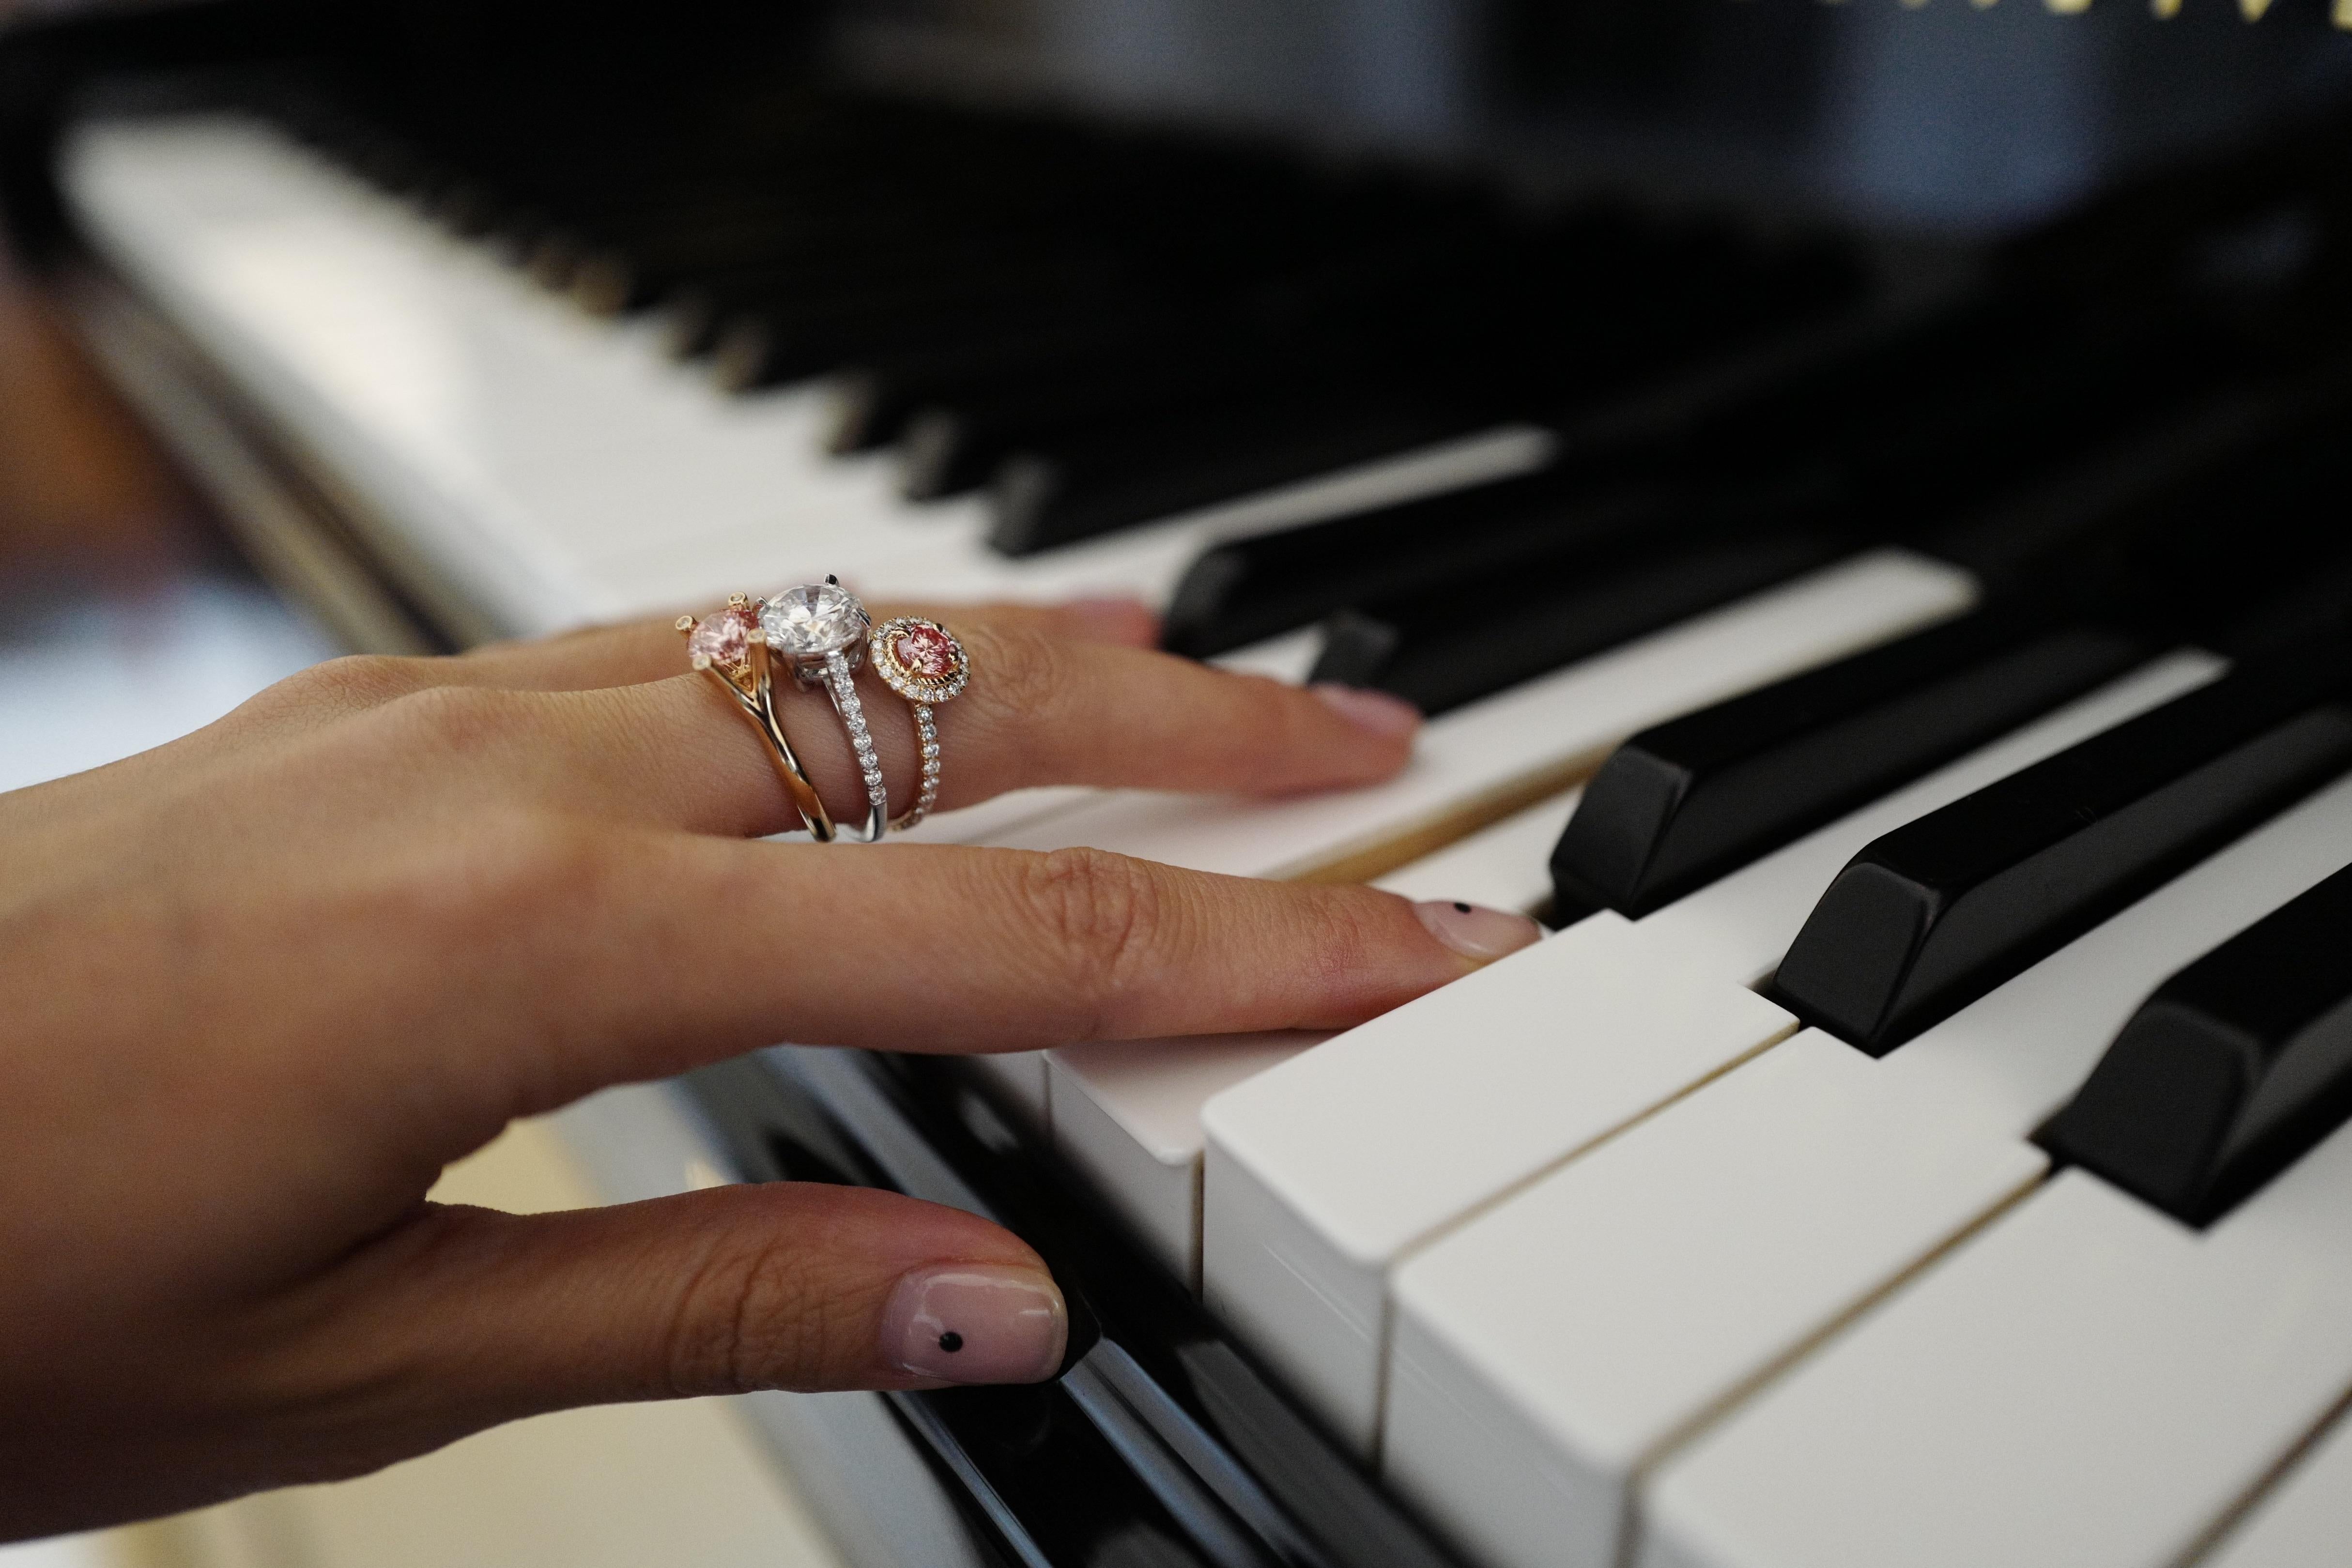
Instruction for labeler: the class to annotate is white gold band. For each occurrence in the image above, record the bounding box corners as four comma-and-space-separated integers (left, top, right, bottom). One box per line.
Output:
823, 651, 890, 844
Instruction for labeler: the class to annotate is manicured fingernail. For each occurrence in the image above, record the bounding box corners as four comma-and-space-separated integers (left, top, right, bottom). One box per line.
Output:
1313, 683, 1422, 738
1415, 899, 1543, 963
881, 1263, 1068, 1384
1063, 597, 1158, 645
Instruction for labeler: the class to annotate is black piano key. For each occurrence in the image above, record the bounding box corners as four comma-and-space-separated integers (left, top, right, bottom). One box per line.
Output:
1152, 296, 2092, 660
1311, 526, 1848, 718
1553, 604, 2154, 920
1773, 647, 2352, 1056
900, 243, 1512, 501
2036, 861, 2352, 1225
992, 391, 1510, 557
827, 307, 1202, 453
1161, 471, 1675, 658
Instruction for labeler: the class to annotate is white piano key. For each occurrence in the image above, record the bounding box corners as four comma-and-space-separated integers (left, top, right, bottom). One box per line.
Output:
1199, 651, 2215, 1455
2202, 1401, 2352, 1568
1047, 1031, 1329, 1288
1368, 788, 1583, 916
905, 787, 1105, 847
1022, 795, 1583, 1294
1641, 1134, 2352, 1568
1206, 913, 1799, 1454
967, 1051, 1052, 1128
1384, 1030, 2045, 1568
988, 549, 1979, 880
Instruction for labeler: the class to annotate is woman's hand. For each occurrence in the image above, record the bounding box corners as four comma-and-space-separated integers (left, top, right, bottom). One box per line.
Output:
0, 597, 1540, 1540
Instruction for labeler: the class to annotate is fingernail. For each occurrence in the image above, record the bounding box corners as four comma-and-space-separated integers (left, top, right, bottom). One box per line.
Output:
1313, 683, 1422, 738
1063, 597, 1158, 645
881, 1263, 1068, 1384
1415, 899, 1543, 963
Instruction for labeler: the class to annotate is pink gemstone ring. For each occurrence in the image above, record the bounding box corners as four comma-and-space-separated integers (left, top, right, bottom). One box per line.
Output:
869, 616, 970, 832
870, 617, 971, 706
677, 591, 842, 843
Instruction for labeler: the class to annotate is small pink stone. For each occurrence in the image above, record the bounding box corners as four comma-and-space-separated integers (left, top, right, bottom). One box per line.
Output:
689, 607, 756, 668
894, 624, 960, 679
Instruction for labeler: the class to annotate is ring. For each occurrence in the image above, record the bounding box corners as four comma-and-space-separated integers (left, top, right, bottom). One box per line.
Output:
869, 616, 971, 832
679, 594, 837, 842
682, 582, 971, 841
755, 577, 890, 843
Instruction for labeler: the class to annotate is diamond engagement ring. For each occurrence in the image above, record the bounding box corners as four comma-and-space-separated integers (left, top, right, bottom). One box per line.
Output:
755, 577, 891, 843
684, 580, 969, 840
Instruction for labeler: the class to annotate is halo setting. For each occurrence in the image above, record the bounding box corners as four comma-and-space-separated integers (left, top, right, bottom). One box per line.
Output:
870, 616, 971, 705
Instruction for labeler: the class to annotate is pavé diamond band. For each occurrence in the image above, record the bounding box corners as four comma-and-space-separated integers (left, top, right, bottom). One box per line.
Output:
681, 582, 970, 841
868, 615, 971, 832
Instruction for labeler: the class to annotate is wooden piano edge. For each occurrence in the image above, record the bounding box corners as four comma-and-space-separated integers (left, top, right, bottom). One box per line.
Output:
1283, 750, 1599, 888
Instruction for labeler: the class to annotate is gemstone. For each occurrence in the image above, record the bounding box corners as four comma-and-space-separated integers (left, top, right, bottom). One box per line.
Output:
760, 582, 868, 658
892, 623, 962, 680
686, 607, 756, 669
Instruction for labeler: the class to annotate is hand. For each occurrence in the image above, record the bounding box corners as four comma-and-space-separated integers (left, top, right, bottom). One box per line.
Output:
0, 595, 1542, 1540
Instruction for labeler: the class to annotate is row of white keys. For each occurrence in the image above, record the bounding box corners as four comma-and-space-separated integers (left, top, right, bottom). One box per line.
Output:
983, 550, 1977, 878
1197, 650, 2222, 1454
961, 552, 1975, 1121
972, 554, 1976, 1129
61, 115, 1555, 639
2202, 1399, 2352, 1568
1383, 765, 2352, 1568
1031, 789, 1586, 1284
1645, 1122, 2352, 1568
1023, 556, 2108, 1283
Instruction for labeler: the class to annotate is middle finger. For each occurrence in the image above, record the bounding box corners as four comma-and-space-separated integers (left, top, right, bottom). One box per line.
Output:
364, 616, 1422, 838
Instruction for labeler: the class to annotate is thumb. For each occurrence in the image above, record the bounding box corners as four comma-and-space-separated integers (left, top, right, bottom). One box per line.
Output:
304, 1182, 1066, 1450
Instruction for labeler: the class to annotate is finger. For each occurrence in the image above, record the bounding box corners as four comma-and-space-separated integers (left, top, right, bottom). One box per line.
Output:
169, 1185, 1064, 1489
177, 597, 1159, 755
352, 618, 1419, 837
395, 830, 1538, 1115
456, 594, 1159, 692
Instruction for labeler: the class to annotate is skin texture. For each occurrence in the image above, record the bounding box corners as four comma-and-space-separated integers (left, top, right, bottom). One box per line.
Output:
0, 596, 1529, 1540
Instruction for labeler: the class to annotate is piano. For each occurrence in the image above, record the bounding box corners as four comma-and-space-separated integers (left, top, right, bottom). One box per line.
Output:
10, 2, 2352, 1564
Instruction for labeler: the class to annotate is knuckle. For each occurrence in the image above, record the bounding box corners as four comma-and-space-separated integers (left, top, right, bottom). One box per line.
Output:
379, 683, 521, 754
262, 654, 439, 718
1298, 885, 1391, 985
666, 1234, 820, 1394
1021, 846, 1165, 992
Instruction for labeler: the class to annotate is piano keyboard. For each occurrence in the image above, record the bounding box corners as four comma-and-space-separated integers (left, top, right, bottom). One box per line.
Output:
37, 46, 2352, 1568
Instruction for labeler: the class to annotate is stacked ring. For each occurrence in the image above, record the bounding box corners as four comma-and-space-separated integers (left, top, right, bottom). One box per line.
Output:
868, 615, 971, 832
681, 580, 971, 841
678, 593, 837, 842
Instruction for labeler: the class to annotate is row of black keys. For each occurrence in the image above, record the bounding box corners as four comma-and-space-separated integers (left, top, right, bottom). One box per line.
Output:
1542, 554, 2352, 1232
269, 76, 1864, 553
271, 63, 2352, 568
280, 62, 2352, 727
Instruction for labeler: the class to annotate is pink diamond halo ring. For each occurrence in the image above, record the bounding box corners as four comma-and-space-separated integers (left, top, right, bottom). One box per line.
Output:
868, 615, 971, 833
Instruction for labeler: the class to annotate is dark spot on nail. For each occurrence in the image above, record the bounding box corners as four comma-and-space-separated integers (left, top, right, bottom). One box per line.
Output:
938, 1331, 964, 1353
1454, 902, 1472, 914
